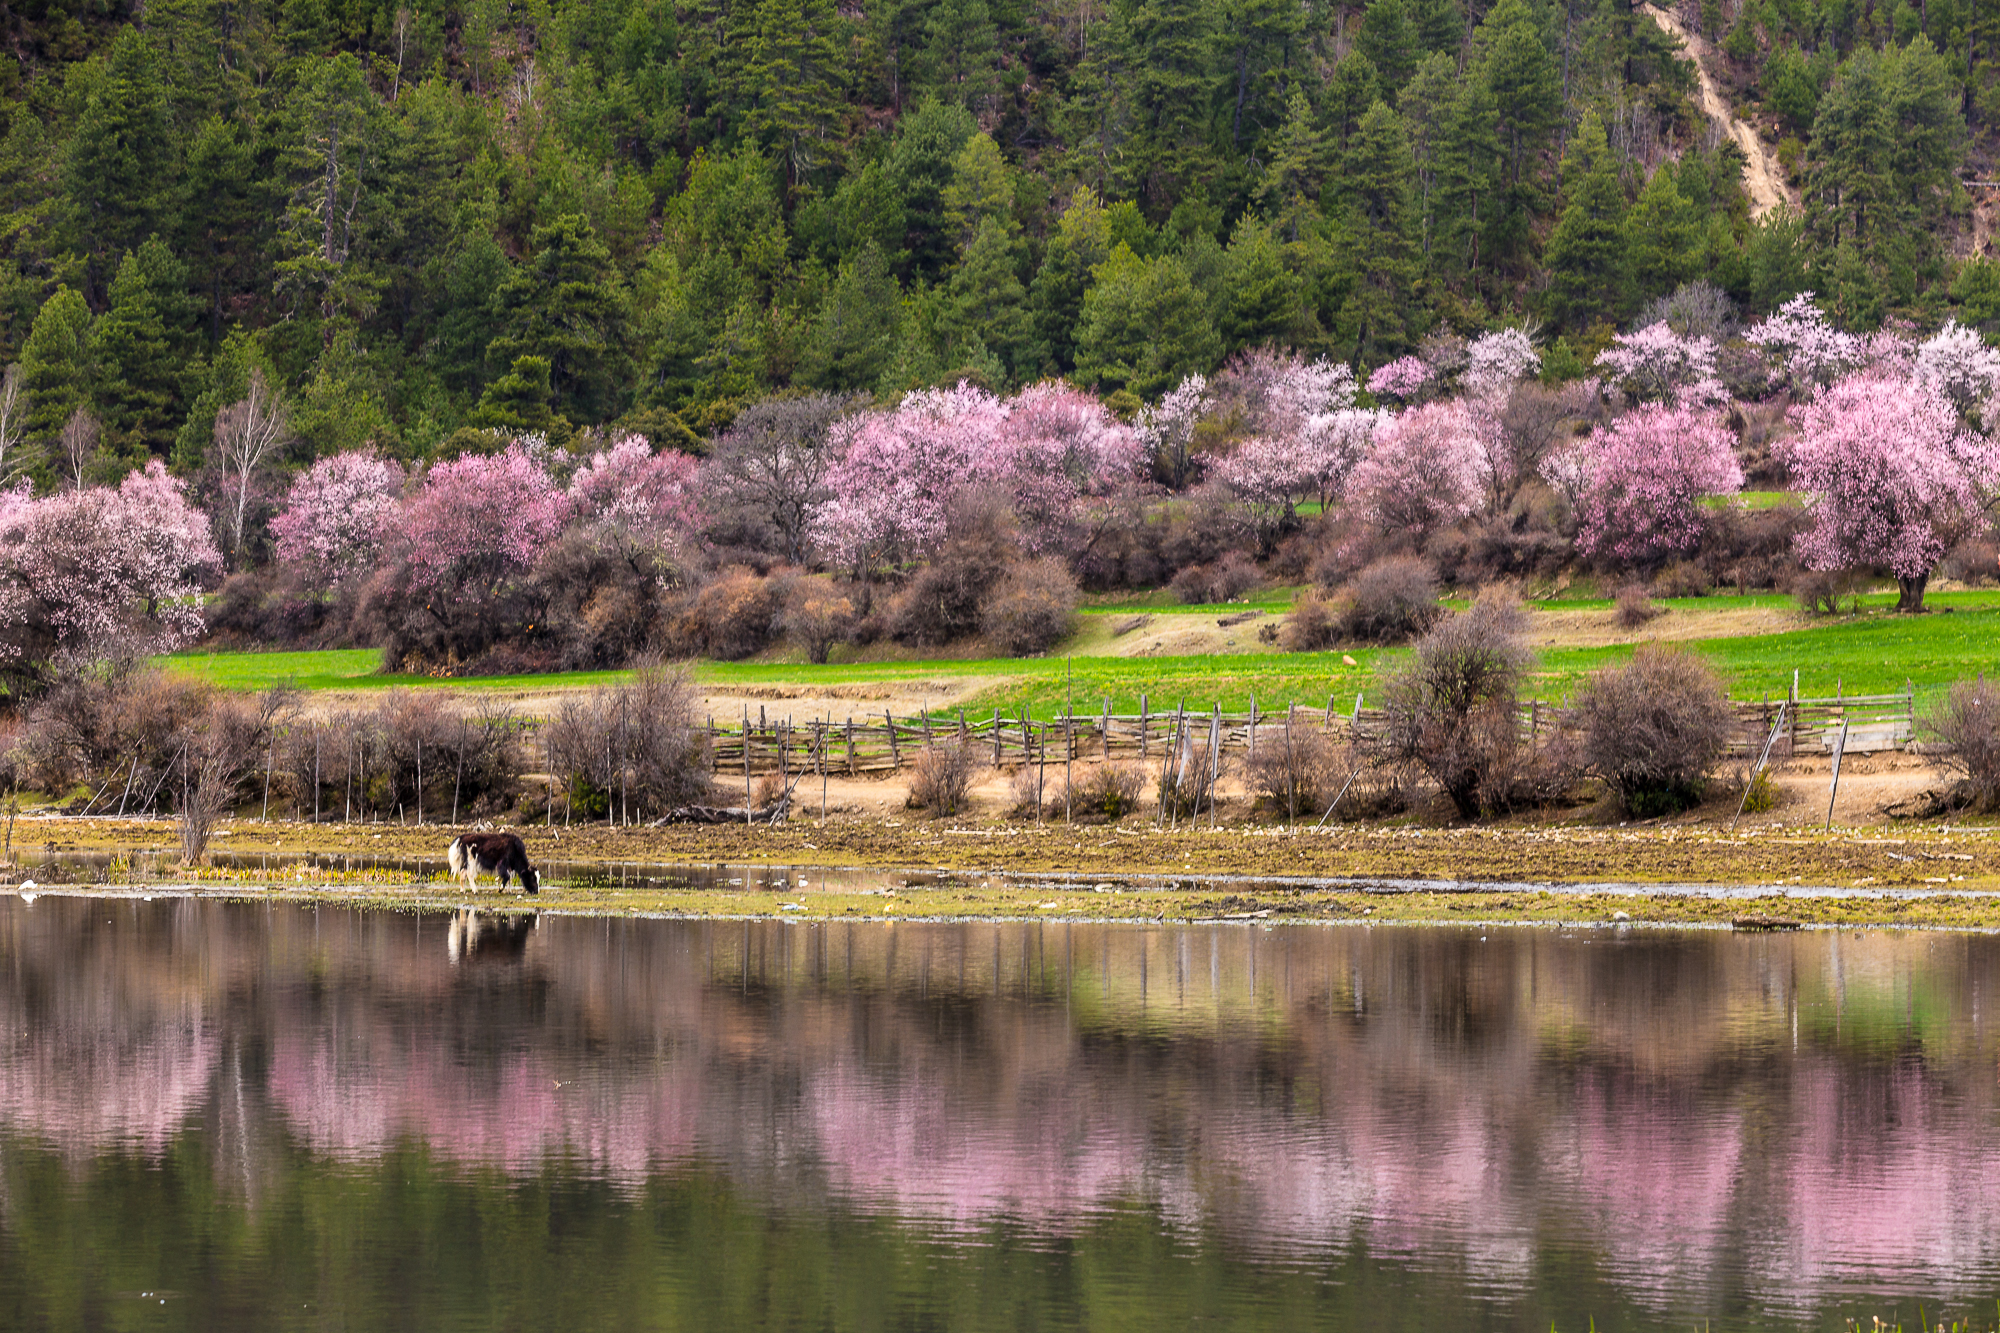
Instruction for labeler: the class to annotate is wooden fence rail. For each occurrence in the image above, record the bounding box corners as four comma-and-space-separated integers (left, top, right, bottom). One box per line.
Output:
659, 684, 1921, 777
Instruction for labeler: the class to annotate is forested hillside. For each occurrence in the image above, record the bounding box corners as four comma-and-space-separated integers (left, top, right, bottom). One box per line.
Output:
0, 0, 1989, 477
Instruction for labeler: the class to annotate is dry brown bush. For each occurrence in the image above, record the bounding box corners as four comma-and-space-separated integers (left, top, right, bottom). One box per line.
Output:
1155, 734, 1224, 821
1335, 556, 1443, 643
1245, 724, 1343, 819
545, 665, 711, 822
1368, 591, 1563, 818
779, 583, 857, 663
1277, 593, 1338, 651
671, 568, 789, 660
1573, 646, 1737, 816
982, 559, 1079, 656
1922, 677, 2000, 811
907, 739, 981, 815
1075, 763, 1145, 820
1614, 584, 1662, 628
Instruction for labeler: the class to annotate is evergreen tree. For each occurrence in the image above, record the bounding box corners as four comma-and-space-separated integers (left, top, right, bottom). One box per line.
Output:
1319, 52, 1382, 161
1625, 165, 1701, 301
1029, 185, 1112, 375
804, 241, 903, 390
63, 28, 182, 305
1258, 87, 1329, 242
887, 101, 980, 282
181, 116, 268, 346
18, 286, 95, 451
1333, 101, 1419, 363
743, 0, 848, 190
942, 217, 1034, 383
1356, 0, 1421, 94
1073, 245, 1220, 397
918, 0, 1002, 113
1118, 0, 1219, 211
1219, 214, 1312, 352
486, 215, 634, 425
274, 53, 381, 344
469, 355, 561, 438
1217, 0, 1306, 154
90, 240, 196, 465
1543, 111, 1630, 329
1474, 0, 1561, 264
941, 133, 1016, 244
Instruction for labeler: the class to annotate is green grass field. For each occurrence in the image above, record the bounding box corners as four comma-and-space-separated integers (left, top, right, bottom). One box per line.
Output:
162, 592, 2000, 721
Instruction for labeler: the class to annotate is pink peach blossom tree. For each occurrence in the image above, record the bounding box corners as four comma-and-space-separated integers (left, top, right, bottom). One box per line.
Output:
270, 449, 406, 587
1778, 371, 2000, 611
1345, 401, 1490, 538
1551, 402, 1743, 568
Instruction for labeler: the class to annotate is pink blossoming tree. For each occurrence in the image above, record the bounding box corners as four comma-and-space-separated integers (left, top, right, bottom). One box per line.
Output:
1345, 401, 1490, 538
1778, 371, 2000, 611
1551, 402, 1742, 568
0, 460, 221, 687
270, 449, 406, 587
1594, 323, 1725, 406
1745, 293, 1863, 391
977, 382, 1142, 557
814, 383, 1005, 572
1914, 320, 2000, 418
1462, 329, 1541, 403
1366, 356, 1434, 404
1137, 374, 1211, 489
569, 434, 702, 540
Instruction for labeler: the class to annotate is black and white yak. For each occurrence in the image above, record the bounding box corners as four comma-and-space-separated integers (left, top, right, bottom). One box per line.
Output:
447, 832, 540, 895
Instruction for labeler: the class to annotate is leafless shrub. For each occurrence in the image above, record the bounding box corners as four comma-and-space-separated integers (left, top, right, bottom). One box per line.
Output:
1008, 762, 1046, 818
545, 665, 711, 821
1075, 763, 1145, 820
669, 567, 790, 661
1942, 537, 1999, 587
176, 690, 294, 863
1335, 556, 1443, 643
1573, 646, 1737, 816
1791, 568, 1855, 616
1922, 677, 2000, 811
1487, 381, 1597, 506
1615, 584, 1663, 628
982, 558, 1079, 656
1278, 593, 1339, 651
1635, 279, 1738, 341
890, 536, 1010, 645
7, 661, 209, 803
1368, 591, 1541, 819
779, 582, 856, 663
907, 739, 980, 815
1246, 724, 1343, 819
1650, 561, 1710, 599
1169, 550, 1260, 604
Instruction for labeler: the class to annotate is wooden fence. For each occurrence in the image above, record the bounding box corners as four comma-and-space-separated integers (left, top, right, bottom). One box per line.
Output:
676, 684, 1921, 778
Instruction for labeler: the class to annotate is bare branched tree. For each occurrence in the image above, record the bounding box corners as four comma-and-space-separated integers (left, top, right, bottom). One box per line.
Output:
0, 364, 31, 485
59, 407, 99, 491
701, 394, 853, 563
211, 369, 292, 568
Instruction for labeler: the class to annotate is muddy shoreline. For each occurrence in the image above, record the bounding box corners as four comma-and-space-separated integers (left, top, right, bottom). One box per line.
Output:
8, 810, 2000, 929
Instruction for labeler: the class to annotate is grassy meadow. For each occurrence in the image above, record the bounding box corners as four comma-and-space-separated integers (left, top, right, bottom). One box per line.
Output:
160, 584, 2000, 720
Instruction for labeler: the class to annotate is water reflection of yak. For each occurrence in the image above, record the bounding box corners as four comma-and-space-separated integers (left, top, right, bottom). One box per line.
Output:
446, 832, 540, 895
447, 909, 539, 963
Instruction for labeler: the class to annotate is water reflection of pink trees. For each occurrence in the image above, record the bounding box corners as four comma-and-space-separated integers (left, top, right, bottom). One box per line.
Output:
5, 903, 2000, 1314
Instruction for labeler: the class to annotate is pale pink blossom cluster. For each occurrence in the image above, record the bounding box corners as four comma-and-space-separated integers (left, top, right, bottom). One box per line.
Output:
1594, 323, 1725, 406
1462, 328, 1541, 402
1216, 347, 1358, 429
0, 459, 221, 660
1137, 372, 1212, 486
1779, 370, 2000, 594
812, 382, 1005, 569
1744, 293, 1863, 390
1552, 402, 1743, 566
569, 433, 702, 537
1914, 320, 2000, 416
1366, 355, 1434, 402
975, 382, 1143, 554
396, 441, 573, 599
270, 448, 406, 585
1345, 400, 1490, 534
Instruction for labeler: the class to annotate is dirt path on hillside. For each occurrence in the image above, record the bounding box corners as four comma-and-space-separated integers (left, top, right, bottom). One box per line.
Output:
1640, 3, 1797, 220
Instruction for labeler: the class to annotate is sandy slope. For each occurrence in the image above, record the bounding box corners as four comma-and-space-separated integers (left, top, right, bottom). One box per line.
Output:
1640, 4, 1798, 220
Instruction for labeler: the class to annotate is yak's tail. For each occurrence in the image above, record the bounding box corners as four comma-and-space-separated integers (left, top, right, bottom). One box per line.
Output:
446, 837, 467, 877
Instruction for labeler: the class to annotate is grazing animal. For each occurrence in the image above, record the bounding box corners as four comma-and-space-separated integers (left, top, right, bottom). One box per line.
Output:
447, 832, 540, 895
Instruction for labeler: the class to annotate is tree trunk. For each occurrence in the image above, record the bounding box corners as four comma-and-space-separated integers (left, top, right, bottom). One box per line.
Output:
1896, 572, 1930, 613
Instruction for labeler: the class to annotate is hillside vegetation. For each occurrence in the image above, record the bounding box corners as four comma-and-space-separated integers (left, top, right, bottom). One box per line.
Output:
0, 0, 1993, 473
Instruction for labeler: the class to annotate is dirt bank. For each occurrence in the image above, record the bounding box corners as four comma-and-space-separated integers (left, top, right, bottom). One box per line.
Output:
1640, 3, 1798, 220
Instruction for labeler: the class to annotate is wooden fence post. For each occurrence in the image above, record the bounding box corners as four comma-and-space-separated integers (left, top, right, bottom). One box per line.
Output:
886, 709, 900, 766
994, 706, 1003, 764
1140, 694, 1149, 758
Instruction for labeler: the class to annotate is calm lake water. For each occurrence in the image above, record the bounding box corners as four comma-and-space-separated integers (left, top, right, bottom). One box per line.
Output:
1, 896, 1998, 1332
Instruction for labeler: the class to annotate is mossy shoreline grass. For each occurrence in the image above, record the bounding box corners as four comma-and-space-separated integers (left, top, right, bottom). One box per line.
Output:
15, 811, 2000, 930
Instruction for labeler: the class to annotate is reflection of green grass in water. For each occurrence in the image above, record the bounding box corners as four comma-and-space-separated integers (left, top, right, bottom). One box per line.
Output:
164, 596, 2000, 717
